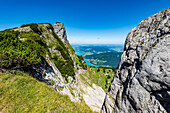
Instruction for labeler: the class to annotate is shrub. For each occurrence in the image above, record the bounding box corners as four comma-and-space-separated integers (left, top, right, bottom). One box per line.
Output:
52, 55, 75, 82
97, 68, 100, 72
66, 40, 75, 55
21, 23, 39, 33
152, 42, 158, 47
19, 32, 41, 40
77, 55, 87, 69
49, 32, 75, 80
0, 30, 45, 69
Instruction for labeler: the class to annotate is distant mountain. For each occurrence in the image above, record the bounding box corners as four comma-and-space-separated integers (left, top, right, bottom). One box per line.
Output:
72, 44, 124, 56
72, 44, 124, 68
84, 52, 123, 68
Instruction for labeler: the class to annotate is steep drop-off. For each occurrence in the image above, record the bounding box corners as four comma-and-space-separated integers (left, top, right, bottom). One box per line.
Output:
102, 8, 170, 113
12, 23, 82, 102
0, 22, 115, 112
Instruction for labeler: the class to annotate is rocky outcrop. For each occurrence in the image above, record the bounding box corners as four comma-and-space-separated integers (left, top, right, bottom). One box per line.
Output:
37, 23, 82, 102
102, 8, 170, 113
81, 83, 106, 112
53, 23, 67, 43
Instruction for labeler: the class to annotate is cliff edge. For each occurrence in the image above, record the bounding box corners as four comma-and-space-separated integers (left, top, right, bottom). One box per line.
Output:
101, 8, 170, 113
0, 22, 110, 112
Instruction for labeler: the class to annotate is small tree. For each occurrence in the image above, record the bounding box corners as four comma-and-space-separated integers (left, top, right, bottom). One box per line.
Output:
97, 68, 100, 72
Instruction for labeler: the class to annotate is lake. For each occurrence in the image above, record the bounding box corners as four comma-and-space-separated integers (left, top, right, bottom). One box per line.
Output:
75, 52, 83, 56
73, 44, 124, 67
84, 59, 98, 68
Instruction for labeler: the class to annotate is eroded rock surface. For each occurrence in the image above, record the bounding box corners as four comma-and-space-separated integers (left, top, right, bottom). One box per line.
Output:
102, 8, 170, 113
53, 23, 67, 43
78, 69, 106, 112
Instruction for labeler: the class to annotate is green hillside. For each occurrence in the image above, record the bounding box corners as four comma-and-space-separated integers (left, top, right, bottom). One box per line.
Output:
0, 72, 94, 113
79, 65, 116, 92
84, 52, 123, 67
0, 23, 118, 112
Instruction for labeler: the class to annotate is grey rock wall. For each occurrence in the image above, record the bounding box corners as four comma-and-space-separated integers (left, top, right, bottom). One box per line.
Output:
53, 23, 67, 43
101, 8, 170, 113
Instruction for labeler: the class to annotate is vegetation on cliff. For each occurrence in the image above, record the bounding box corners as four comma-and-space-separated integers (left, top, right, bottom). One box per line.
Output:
0, 23, 75, 81
79, 65, 116, 92
21, 23, 39, 33
0, 30, 46, 70
0, 23, 117, 112
43, 24, 75, 81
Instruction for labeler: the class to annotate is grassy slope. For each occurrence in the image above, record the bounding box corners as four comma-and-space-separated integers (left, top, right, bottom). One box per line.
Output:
79, 65, 115, 92
0, 73, 94, 113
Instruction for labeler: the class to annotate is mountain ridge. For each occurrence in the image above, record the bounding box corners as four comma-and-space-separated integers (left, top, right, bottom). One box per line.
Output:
0, 22, 115, 112
0, 8, 169, 113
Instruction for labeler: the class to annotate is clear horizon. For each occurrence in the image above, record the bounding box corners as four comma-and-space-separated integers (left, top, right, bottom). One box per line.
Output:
0, 0, 169, 44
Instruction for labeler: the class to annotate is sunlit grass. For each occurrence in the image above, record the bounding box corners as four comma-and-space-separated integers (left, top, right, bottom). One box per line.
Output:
0, 73, 94, 113
79, 65, 115, 92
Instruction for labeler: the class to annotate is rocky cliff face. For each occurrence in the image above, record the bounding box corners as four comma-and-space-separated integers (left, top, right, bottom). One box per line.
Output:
13, 23, 82, 102
102, 8, 170, 113
11, 22, 108, 112
53, 23, 67, 43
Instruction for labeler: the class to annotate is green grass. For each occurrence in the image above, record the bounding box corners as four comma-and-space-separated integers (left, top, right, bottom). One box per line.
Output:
79, 74, 91, 87
79, 65, 115, 92
19, 32, 41, 41
66, 40, 75, 55
0, 73, 94, 113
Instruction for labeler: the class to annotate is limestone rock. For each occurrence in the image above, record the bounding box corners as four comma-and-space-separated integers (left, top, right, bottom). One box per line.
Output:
53, 22, 67, 43
101, 8, 170, 113
78, 69, 106, 112
37, 23, 81, 102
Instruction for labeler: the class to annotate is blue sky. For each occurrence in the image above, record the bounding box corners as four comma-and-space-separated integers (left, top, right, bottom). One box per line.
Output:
0, 0, 169, 44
